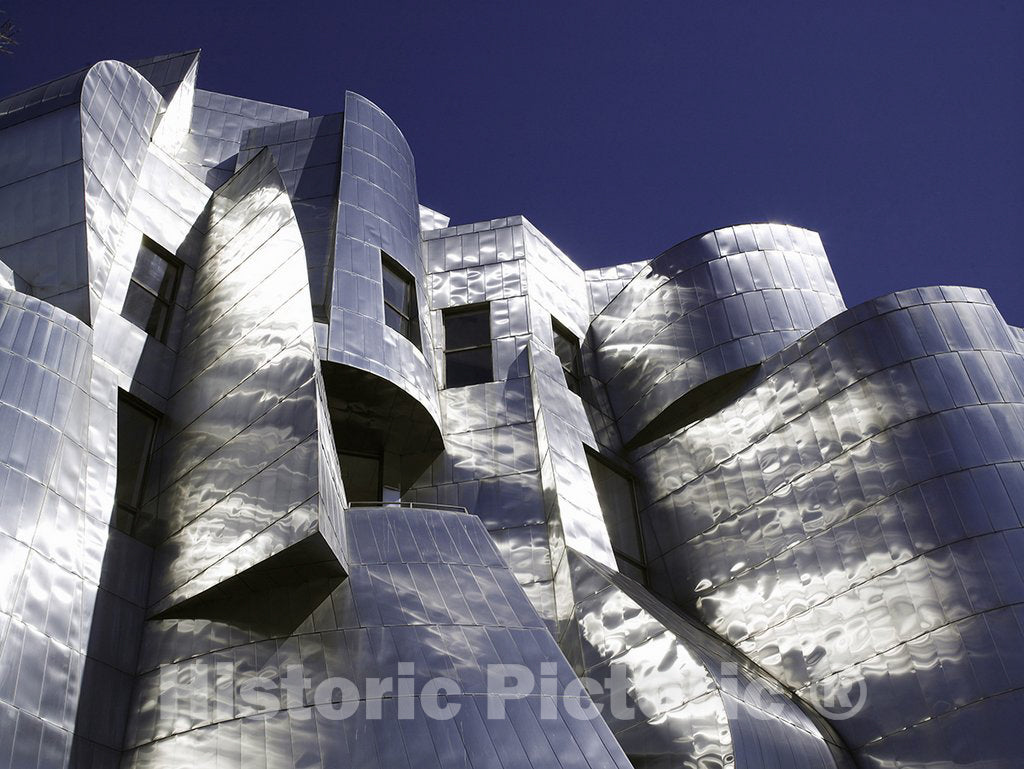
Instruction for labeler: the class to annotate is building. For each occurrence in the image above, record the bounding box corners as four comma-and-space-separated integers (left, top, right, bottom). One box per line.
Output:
0, 50, 1021, 769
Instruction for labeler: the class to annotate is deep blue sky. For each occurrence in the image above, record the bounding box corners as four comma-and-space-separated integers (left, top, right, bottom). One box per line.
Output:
3, 2, 1022, 321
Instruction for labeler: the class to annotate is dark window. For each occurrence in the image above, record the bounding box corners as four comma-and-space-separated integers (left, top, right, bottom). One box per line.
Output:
381, 251, 419, 347
114, 392, 159, 534
444, 304, 492, 387
587, 451, 646, 582
552, 318, 583, 395
338, 451, 383, 503
122, 237, 181, 342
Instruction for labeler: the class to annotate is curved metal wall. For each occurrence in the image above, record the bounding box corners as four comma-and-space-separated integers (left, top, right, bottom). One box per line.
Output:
131, 51, 200, 157
122, 507, 633, 769
141, 149, 347, 614
79, 62, 164, 325
562, 550, 853, 769
323, 91, 441, 434
0, 289, 98, 766
173, 88, 309, 191
237, 113, 344, 318
0, 61, 162, 325
631, 285, 1024, 764
5, 51, 1024, 769
591, 223, 845, 444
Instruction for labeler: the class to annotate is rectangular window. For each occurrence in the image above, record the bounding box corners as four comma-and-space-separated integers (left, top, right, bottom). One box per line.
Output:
122, 237, 181, 342
587, 450, 646, 582
381, 251, 419, 347
444, 303, 492, 387
552, 318, 583, 395
114, 392, 159, 535
338, 451, 383, 503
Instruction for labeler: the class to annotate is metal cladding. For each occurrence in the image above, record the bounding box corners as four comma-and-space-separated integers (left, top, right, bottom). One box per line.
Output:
142, 147, 348, 616
561, 550, 853, 769
0, 60, 162, 324
0, 290, 99, 765
122, 506, 632, 769
0, 52, 1020, 769
323, 92, 441, 435
629, 286, 1024, 765
590, 224, 846, 447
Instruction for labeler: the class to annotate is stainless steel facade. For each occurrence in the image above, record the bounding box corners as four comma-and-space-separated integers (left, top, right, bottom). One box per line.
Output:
0, 51, 1020, 769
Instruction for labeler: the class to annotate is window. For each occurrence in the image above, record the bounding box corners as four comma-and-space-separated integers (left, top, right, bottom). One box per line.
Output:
381, 251, 419, 347
552, 318, 583, 395
114, 392, 159, 535
338, 451, 382, 503
122, 237, 181, 342
587, 451, 646, 583
444, 303, 492, 387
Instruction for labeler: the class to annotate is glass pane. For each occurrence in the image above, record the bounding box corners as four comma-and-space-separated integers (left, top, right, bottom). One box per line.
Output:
339, 452, 381, 502
446, 347, 492, 387
122, 282, 160, 332
133, 243, 169, 295
384, 302, 417, 345
616, 557, 646, 584
382, 262, 411, 312
553, 326, 577, 368
384, 304, 404, 333
562, 365, 581, 396
587, 453, 643, 563
553, 322, 581, 394
444, 307, 490, 349
116, 397, 157, 510
158, 260, 180, 301
147, 300, 172, 338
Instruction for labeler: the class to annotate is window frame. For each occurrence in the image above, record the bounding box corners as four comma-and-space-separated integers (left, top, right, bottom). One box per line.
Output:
552, 317, 583, 396
380, 250, 420, 348
122, 236, 183, 343
585, 448, 647, 583
443, 302, 493, 388
337, 449, 384, 503
114, 390, 161, 536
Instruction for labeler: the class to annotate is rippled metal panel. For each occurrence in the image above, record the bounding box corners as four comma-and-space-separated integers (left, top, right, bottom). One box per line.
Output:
0, 86, 85, 317
583, 260, 649, 318
79, 62, 164, 326
238, 113, 343, 317
632, 286, 1024, 764
591, 224, 846, 445
413, 216, 550, 620
141, 148, 347, 615
411, 216, 619, 632
0, 260, 14, 290
130, 51, 200, 156
0, 288, 98, 767
129, 51, 201, 101
0, 60, 161, 325
529, 335, 617, 623
419, 204, 450, 232
174, 89, 308, 190
3, 51, 1024, 769
563, 549, 854, 769
323, 92, 441, 437
121, 506, 632, 769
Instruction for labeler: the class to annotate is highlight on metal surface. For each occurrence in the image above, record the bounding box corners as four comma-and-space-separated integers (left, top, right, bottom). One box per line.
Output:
0, 50, 1021, 768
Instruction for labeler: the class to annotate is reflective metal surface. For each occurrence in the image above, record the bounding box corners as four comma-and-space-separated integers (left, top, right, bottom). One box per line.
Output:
121, 506, 633, 768
142, 147, 348, 615
626, 286, 1024, 765
0, 51, 1021, 769
562, 550, 853, 769
590, 224, 846, 446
